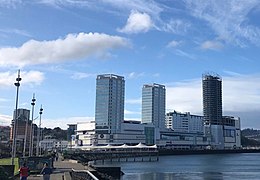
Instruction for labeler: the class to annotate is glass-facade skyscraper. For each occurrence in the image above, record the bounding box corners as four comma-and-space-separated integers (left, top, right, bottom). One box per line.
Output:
95, 74, 125, 134
202, 74, 222, 125
142, 83, 165, 128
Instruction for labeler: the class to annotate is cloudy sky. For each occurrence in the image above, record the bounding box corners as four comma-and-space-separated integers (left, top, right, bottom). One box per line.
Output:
0, 0, 260, 129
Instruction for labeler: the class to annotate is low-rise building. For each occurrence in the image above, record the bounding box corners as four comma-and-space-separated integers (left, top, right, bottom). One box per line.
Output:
39, 135, 68, 152
10, 109, 31, 141
166, 111, 204, 133
223, 116, 241, 149
76, 121, 95, 146
70, 115, 241, 150
75, 120, 156, 146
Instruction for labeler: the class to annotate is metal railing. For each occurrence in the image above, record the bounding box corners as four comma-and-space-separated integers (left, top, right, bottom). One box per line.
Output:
71, 169, 99, 180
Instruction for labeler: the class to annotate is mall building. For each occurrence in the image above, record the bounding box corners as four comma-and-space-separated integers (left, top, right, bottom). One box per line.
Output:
69, 74, 241, 150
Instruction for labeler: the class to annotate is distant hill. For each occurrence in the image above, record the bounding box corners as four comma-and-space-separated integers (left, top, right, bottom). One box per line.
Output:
242, 128, 260, 140
42, 127, 67, 140
241, 128, 260, 147
242, 128, 260, 136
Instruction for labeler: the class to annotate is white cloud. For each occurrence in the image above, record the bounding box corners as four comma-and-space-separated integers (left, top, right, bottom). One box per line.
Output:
166, 73, 260, 127
37, 1, 190, 35
39, 0, 163, 18
22, 71, 45, 86
0, 98, 9, 102
174, 49, 196, 60
201, 40, 223, 50
184, 0, 260, 46
124, 109, 141, 115
0, 0, 22, 8
0, 70, 44, 88
124, 118, 141, 122
118, 10, 154, 34
223, 74, 260, 112
167, 40, 183, 48
42, 116, 94, 129
166, 79, 202, 114
103, 0, 190, 35
70, 72, 94, 80
0, 32, 129, 67
163, 19, 191, 34
0, 114, 96, 129
102, 0, 163, 17
38, 0, 91, 7
126, 98, 141, 105
153, 73, 160, 77
126, 72, 159, 79
0, 28, 32, 38
127, 72, 145, 79
0, 114, 12, 126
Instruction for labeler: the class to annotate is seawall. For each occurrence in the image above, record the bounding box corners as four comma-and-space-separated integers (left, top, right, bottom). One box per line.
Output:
158, 149, 260, 156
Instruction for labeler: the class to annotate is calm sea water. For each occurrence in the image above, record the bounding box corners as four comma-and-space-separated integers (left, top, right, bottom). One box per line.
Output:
97, 153, 260, 180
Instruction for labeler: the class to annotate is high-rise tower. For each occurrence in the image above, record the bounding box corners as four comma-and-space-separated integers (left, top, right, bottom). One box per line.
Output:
142, 83, 166, 128
202, 74, 222, 125
95, 74, 125, 134
202, 73, 224, 149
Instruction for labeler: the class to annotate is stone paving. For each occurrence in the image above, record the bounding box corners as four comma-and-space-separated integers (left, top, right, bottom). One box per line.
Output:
27, 158, 87, 180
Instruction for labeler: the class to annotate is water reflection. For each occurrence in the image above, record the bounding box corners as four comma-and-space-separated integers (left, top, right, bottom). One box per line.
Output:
122, 172, 224, 180
202, 172, 223, 180
99, 154, 260, 180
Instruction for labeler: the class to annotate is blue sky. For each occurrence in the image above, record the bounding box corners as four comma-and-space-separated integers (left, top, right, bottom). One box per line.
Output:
0, 0, 260, 129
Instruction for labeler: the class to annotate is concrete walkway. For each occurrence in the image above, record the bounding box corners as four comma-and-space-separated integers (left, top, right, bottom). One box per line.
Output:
27, 159, 89, 180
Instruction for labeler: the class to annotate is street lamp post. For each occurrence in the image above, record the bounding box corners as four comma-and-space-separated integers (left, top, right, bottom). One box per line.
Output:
29, 94, 36, 157
36, 105, 43, 156
11, 70, 22, 165
23, 116, 29, 157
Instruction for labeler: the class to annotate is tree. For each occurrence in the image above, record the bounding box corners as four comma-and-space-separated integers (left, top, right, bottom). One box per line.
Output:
42, 127, 67, 140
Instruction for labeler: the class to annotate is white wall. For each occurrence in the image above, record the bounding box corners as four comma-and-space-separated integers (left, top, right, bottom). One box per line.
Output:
166, 112, 203, 133
77, 121, 95, 131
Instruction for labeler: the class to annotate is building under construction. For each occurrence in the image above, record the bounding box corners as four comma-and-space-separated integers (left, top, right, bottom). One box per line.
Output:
202, 73, 222, 125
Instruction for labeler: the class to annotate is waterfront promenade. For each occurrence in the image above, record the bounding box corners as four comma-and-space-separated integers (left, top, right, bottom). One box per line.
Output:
27, 158, 92, 180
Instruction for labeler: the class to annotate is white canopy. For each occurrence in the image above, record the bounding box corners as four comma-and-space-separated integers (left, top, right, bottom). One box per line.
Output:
75, 143, 157, 150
